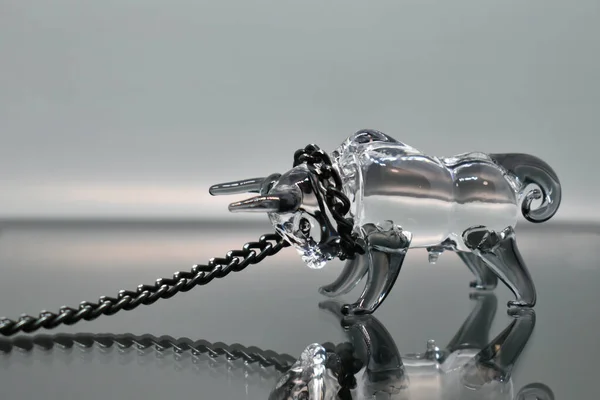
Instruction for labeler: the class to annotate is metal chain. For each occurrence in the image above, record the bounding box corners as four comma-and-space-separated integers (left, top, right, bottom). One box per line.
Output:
293, 144, 365, 260
0, 144, 357, 337
0, 233, 290, 337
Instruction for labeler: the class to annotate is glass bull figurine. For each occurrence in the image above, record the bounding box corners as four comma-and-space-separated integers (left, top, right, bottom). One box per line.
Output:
210, 129, 561, 315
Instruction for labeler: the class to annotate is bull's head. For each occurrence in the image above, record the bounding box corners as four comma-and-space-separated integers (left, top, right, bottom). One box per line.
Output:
210, 165, 342, 269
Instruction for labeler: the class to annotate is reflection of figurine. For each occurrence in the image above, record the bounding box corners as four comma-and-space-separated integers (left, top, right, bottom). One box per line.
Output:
270, 295, 553, 400
268, 343, 342, 400
211, 129, 561, 314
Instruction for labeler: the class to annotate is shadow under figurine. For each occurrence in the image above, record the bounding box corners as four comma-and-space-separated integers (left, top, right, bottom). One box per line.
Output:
269, 295, 553, 400
211, 129, 561, 314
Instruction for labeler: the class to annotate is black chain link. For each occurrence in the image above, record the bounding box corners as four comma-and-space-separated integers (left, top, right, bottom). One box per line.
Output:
293, 144, 365, 260
0, 233, 290, 337
0, 143, 359, 337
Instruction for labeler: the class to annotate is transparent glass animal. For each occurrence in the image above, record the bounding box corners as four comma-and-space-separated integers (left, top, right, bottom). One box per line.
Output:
210, 129, 561, 315
268, 297, 554, 400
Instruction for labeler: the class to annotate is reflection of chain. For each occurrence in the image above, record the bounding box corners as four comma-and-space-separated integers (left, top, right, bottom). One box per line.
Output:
0, 334, 358, 390
0, 333, 297, 373
0, 333, 301, 387
0, 233, 289, 336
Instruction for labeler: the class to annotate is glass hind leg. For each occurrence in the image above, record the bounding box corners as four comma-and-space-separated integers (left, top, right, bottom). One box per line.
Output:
462, 226, 536, 308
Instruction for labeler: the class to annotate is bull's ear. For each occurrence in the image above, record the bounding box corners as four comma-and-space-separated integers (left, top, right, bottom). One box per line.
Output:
228, 192, 301, 213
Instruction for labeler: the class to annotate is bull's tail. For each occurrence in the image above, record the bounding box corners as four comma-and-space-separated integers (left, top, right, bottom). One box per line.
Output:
490, 153, 561, 223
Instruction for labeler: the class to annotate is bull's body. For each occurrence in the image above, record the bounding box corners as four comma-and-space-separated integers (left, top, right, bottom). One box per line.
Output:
333, 135, 520, 251
211, 129, 562, 315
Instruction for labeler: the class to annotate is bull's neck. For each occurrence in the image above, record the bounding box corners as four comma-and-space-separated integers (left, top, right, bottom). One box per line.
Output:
331, 153, 364, 230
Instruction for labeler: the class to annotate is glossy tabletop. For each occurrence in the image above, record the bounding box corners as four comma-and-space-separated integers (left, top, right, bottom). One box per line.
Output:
0, 219, 596, 399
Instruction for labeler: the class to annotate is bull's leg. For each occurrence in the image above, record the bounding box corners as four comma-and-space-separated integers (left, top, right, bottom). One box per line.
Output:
445, 292, 498, 354
318, 252, 370, 297
318, 300, 407, 396
462, 226, 536, 307
341, 224, 412, 316
457, 251, 499, 290
468, 308, 536, 383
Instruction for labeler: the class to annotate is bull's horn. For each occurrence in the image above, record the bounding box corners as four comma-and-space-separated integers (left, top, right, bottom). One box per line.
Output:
228, 193, 300, 213
209, 178, 266, 196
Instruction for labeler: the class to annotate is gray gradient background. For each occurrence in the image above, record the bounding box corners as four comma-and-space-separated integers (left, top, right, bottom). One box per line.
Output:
0, 1, 599, 399
0, 222, 598, 399
1, 0, 599, 222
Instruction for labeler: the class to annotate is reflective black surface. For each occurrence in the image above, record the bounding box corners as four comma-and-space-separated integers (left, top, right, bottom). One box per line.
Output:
0, 220, 597, 398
